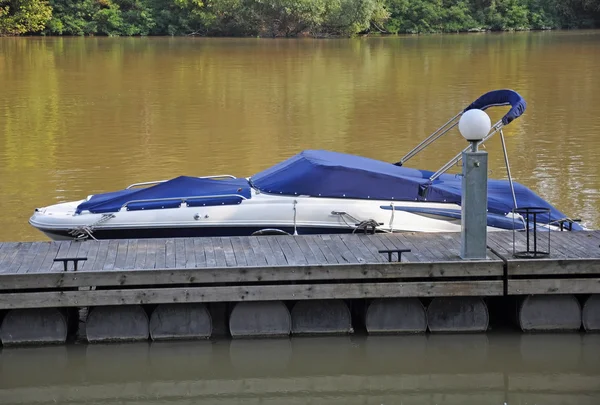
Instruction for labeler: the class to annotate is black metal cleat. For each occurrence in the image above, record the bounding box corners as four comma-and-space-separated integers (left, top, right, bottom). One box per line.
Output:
378, 248, 411, 262
53, 257, 88, 272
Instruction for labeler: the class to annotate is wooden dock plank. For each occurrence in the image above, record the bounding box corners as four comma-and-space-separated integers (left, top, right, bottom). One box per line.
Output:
305, 235, 337, 264
16, 242, 42, 274
35, 242, 61, 273
407, 233, 444, 261
256, 237, 279, 266
89, 240, 110, 271
212, 238, 227, 267
331, 235, 361, 264
508, 278, 600, 295
488, 231, 522, 256
65, 241, 83, 261
203, 238, 217, 267
363, 235, 395, 263
59, 240, 91, 272
532, 232, 578, 258
227, 237, 247, 267
233, 237, 253, 267
287, 236, 311, 265
0, 242, 12, 262
193, 238, 207, 268
174, 238, 186, 269
487, 231, 577, 259
299, 236, 328, 265
51, 241, 73, 271
0, 280, 505, 309
413, 234, 448, 261
25, 242, 50, 273
318, 235, 343, 263
6, 243, 27, 274
433, 233, 464, 260
184, 238, 196, 269
221, 237, 238, 267
382, 234, 419, 263
570, 235, 600, 255
0, 242, 24, 274
102, 240, 119, 271
293, 236, 320, 265
0, 242, 13, 271
395, 234, 430, 262
353, 235, 388, 263
320, 234, 355, 264
434, 234, 461, 259
378, 234, 415, 262
274, 237, 298, 265
266, 236, 288, 266
143, 239, 158, 270
0, 260, 504, 291
155, 239, 167, 269
338, 234, 373, 263
248, 237, 268, 266
81, 241, 100, 271
112, 240, 129, 270
506, 258, 600, 276
282, 236, 308, 265
134, 239, 148, 269
165, 239, 176, 268
555, 233, 598, 258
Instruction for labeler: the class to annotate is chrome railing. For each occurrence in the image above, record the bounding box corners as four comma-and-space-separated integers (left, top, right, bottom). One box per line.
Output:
395, 112, 462, 166
120, 193, 248, 210
428, 119, 504, 182
126, 175, 237, 189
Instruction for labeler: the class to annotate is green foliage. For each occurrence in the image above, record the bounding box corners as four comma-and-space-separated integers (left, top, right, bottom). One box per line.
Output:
245, 0, 328, 37
44, 0, 98, 35
3, 0, 600, 36
321, 0, 389, 36
0, 0, 52, 35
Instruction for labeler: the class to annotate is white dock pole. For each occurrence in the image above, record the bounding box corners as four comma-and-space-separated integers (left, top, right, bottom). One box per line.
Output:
458, 109, 492, 260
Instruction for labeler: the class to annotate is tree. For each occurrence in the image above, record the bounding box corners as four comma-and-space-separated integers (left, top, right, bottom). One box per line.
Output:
322, 0, 389, 36
0, 0, 52, 35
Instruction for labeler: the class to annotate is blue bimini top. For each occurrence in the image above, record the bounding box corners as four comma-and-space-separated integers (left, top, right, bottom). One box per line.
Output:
76, 176, 251, 214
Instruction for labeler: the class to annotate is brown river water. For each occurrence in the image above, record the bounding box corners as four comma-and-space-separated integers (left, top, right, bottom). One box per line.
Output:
1, 31, 600, 241
1, 32, 600, 403
1, 334, 599, 404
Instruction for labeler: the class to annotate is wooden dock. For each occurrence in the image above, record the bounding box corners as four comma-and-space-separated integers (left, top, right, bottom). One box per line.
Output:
0, 230, 599, 345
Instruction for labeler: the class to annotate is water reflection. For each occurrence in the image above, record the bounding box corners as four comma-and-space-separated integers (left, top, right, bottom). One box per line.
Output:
0, 334, 599, 404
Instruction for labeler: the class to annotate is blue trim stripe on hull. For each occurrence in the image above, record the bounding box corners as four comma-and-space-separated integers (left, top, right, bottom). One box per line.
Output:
41, 226, 369, 240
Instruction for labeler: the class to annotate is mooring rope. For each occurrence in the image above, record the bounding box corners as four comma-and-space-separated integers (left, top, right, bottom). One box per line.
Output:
67, 213, 115, 241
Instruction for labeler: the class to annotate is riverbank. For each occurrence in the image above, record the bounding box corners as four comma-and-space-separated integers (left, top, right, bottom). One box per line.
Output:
1, 0, 599, 37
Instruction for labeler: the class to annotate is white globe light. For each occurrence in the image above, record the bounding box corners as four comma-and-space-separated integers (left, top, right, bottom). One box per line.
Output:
458, 109, 492, 142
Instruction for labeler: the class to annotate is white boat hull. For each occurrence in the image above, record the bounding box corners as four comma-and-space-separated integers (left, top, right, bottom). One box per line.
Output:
30, 189, 514, 241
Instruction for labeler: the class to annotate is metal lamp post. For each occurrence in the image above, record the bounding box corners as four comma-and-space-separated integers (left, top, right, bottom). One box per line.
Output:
458, 109, 492, 260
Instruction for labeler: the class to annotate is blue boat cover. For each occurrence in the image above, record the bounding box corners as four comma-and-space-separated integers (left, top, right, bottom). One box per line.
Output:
464, 89, 526, 125
76, 176, 251, 214
250, 150, 582, 229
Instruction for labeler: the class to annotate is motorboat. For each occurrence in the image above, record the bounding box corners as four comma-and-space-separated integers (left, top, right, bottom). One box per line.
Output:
29, 89, 585, 241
